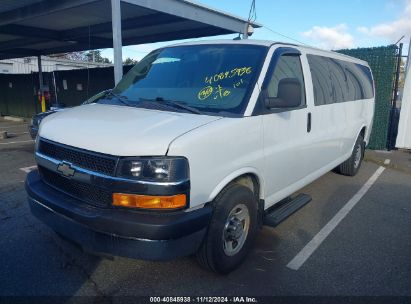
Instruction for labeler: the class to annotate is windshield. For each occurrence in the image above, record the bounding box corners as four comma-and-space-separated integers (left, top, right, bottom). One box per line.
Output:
106, 44, 267, 116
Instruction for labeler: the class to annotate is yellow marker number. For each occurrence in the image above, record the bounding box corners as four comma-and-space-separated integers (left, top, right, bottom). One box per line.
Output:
214, 85, 231, 99
205, 67, 252, 85
198, 85, 231, 101
198, 86, 213, 100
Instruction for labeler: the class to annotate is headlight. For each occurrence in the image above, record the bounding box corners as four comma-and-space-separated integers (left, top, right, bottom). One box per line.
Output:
117, 157, 189, 182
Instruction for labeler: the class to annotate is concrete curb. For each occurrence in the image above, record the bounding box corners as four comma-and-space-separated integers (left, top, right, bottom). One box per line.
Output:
364, 150, 411, 176
2, 116, 25, 122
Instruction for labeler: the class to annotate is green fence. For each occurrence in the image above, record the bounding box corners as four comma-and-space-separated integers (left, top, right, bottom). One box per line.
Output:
337, 45, 398, 150
0, 73, 39, 118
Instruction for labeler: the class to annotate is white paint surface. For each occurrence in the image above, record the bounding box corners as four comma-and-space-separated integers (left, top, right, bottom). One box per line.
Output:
39, 104, 221, 156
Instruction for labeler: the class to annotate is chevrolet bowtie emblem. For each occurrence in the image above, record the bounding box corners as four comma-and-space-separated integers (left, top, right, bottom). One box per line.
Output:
57, 161, 75, 178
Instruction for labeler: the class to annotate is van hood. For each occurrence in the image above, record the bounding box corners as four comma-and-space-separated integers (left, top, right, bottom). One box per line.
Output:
39, 104, 222, 156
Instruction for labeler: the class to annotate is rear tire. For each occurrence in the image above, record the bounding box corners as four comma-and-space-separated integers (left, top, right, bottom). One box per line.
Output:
337, 134, 364, 176
196, 184, 258, 274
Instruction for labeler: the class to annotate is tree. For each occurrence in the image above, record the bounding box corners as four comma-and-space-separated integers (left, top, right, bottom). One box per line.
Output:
123, 57, 138, 65
50, 50, 111, 63
50, 52, 86, 61
85, 50, 111, 63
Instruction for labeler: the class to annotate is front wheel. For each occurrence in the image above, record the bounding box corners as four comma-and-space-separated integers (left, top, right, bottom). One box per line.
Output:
196, 184, 258, 274
337, 134, 364, 176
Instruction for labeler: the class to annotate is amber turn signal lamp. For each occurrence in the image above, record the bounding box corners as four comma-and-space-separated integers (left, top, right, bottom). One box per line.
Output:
112, 193, 186, 209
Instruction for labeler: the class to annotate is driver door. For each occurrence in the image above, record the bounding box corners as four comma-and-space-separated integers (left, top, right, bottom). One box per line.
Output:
259, 48, 312, 207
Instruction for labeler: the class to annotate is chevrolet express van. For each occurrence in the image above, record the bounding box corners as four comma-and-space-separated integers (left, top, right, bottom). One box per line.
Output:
26, 40, 374, 274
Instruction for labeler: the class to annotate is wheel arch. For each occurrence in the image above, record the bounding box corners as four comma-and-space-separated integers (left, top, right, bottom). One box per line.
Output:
360, 125, 367, 142
351, 125, 367, 151
208, 168, 264, 204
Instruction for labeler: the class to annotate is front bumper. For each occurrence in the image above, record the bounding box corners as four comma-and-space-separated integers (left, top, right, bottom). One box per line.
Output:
26, 170, 212, 260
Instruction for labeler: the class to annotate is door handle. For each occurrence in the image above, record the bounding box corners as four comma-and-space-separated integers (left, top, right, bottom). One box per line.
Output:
307, 112, 312, 133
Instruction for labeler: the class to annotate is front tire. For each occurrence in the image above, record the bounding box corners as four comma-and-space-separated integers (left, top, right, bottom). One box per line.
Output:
337, 134, 364, 176
196, 184, 258, 274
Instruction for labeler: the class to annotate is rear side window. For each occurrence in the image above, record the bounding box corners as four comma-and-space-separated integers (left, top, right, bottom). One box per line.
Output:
344, 62, 374, 100
329, 59, 347, 103
307, 54, 373, 106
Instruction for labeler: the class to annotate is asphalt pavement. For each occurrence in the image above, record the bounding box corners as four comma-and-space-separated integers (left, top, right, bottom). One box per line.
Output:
0, 118, 410, 301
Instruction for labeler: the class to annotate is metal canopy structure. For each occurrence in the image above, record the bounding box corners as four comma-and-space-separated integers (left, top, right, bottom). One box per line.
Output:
0, 0, 260, 105
0, 0, 260, 60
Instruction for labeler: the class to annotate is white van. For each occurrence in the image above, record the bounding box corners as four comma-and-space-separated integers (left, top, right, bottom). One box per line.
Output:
26, 40, 374, 274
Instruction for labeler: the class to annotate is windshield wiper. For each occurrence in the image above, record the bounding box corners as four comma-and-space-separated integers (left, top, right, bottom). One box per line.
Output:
141, 97, 202, 114
107, 91, 133, 107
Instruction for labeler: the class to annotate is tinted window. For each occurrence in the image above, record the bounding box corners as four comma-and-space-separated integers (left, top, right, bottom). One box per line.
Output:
308, 54, 373, 106
267, 55, 306, 105
344, 61, 374, 99
329, 59, 347, 103
307, 55, 334, 105
109, 45, 267, 116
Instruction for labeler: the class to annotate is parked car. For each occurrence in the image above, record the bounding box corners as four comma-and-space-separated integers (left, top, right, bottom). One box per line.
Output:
29, 108, 64, 139
26, 40, 374, 273
28, 90, 112, 139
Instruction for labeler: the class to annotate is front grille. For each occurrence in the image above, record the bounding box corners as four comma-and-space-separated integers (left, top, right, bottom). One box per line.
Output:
38, 139, 117, 176
39, 166, 112, 208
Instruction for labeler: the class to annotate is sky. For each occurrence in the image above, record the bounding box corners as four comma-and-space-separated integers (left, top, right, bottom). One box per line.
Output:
101, 0, 411, 61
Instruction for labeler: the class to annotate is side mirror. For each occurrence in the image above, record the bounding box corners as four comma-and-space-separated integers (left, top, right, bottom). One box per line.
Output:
265, 78, 302, 109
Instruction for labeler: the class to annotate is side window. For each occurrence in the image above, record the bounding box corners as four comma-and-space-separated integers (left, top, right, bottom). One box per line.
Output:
345, 62, 374, 100
344, 62, 363, 100
329, 59, 347, 103
308, 54, 374, 106
307, 55, 334, 106
267, 55, 306, 106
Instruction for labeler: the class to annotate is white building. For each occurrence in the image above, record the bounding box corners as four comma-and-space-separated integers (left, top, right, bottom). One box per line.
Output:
396, 58, 411, 149
0, 56, 112, 74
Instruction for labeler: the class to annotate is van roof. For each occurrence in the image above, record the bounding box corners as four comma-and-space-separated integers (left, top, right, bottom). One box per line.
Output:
168, 39, 370, 67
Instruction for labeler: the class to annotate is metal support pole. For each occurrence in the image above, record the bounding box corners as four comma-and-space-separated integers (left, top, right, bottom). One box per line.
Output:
393, 43, 403, 109
52, 71, 58, 106
37, 55, 46, 112
405, 37, 411, 76
387, 43, 403, 150
111, 0, 123, 85
243, 23, 249, 39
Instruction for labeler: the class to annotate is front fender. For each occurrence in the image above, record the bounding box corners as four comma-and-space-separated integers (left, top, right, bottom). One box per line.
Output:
208, 167, 265, 202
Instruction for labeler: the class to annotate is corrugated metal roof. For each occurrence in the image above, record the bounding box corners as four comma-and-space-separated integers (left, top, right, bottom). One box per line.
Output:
0, 0, 260, 60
